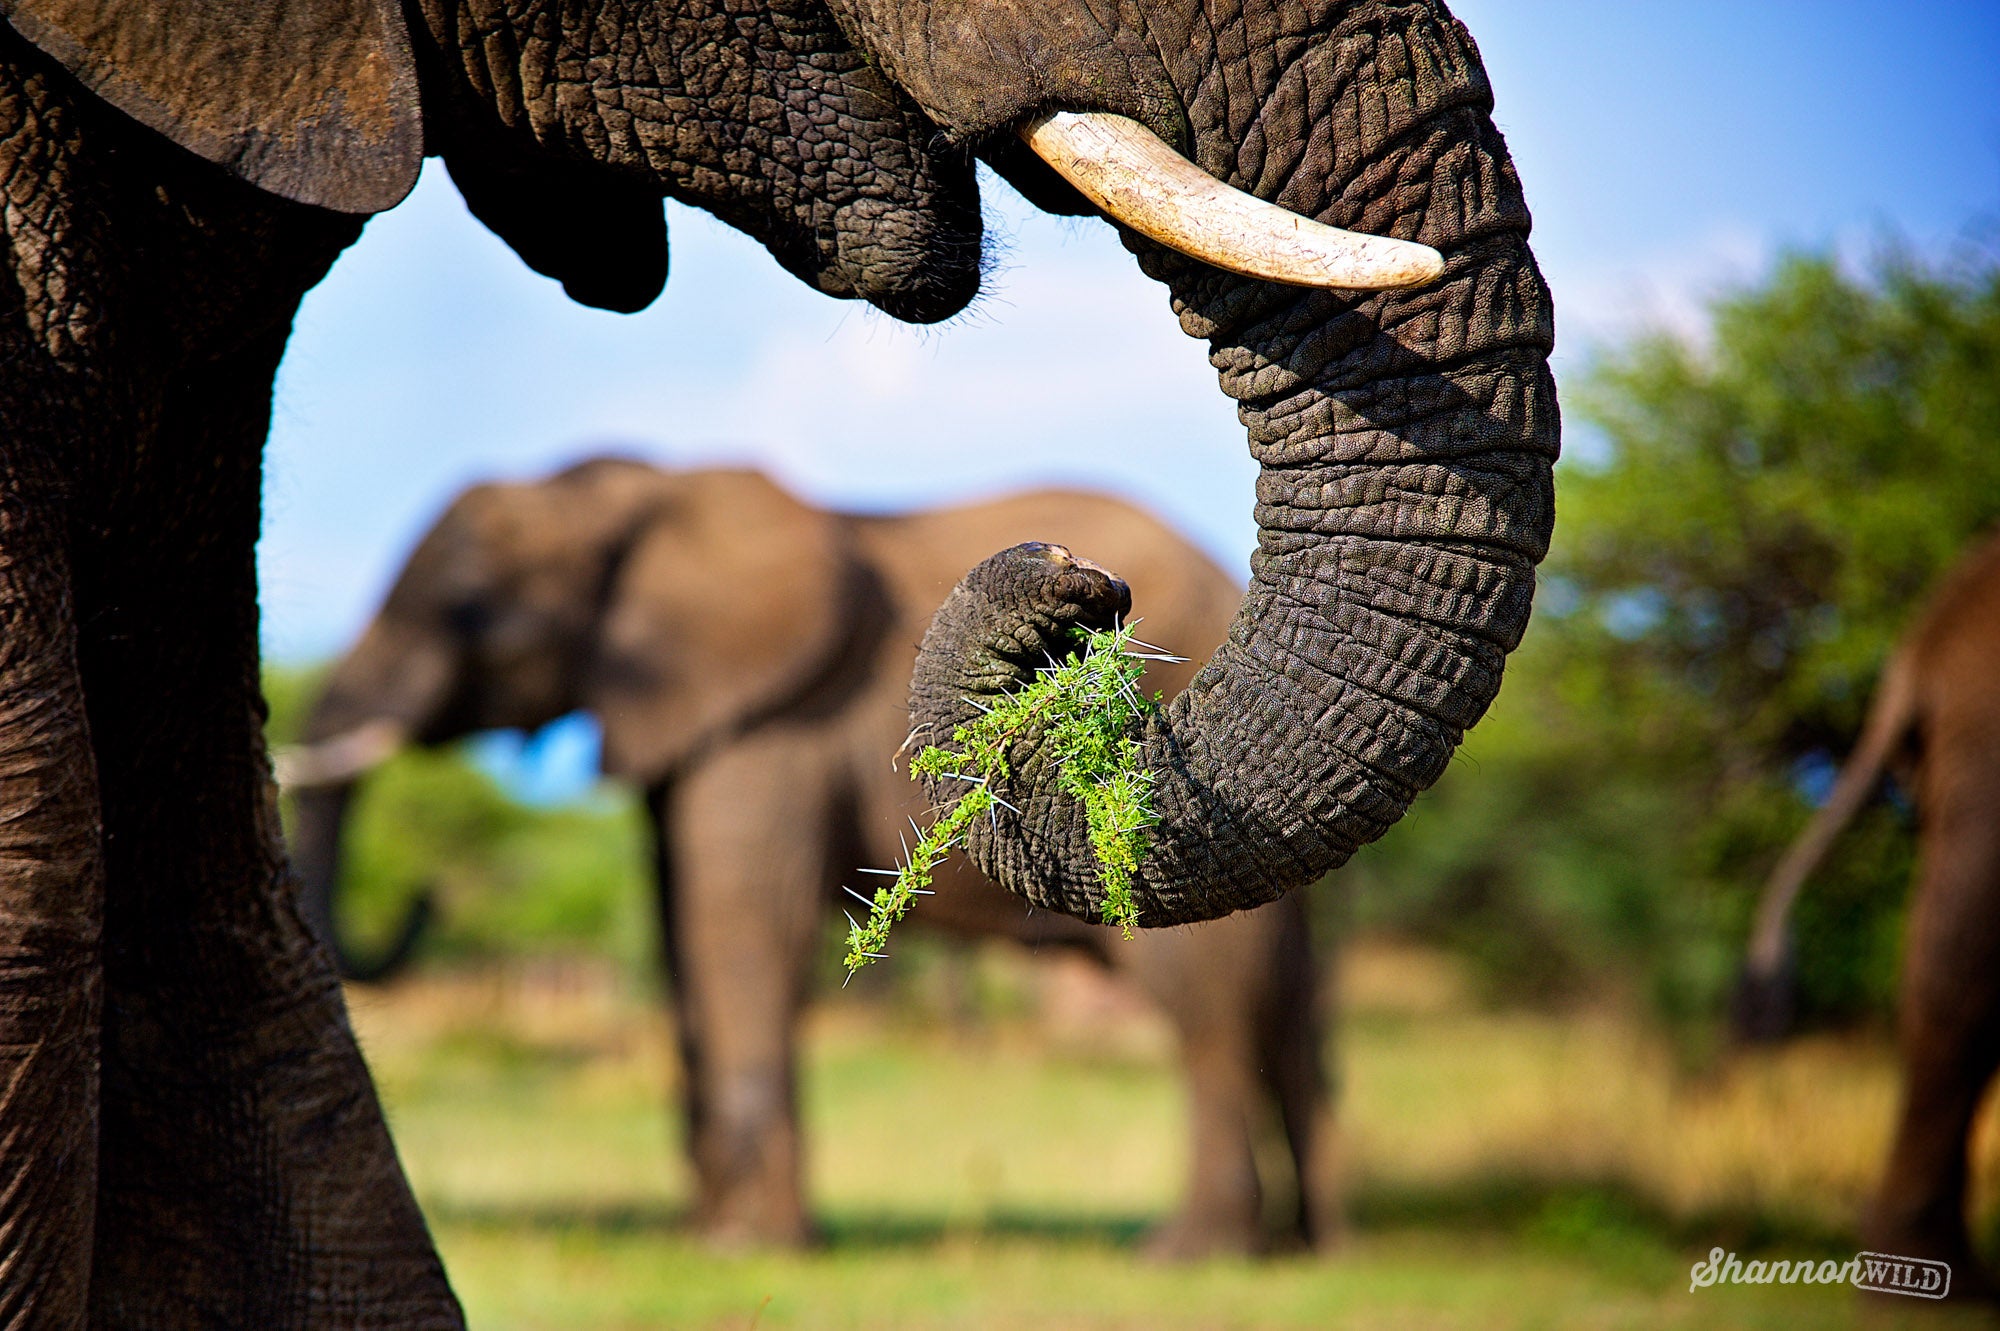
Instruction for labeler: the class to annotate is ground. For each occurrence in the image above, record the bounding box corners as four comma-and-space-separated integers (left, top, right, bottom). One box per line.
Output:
342, 939, 2000, 1330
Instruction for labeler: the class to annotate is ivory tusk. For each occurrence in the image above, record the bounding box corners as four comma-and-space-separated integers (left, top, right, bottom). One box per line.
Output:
273, 719, 408, 790
1019, 110, 1445, 291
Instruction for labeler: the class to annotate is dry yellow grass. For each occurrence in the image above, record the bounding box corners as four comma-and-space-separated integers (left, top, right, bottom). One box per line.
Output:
1338, 940, 1922, 1234
341, 939, 1998, 1329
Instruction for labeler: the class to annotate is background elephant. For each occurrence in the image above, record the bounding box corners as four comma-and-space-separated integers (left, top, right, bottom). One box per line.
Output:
1737, 528, 2000, 1297
2, 0, 1547, 1317
287, 457, 1340, 1257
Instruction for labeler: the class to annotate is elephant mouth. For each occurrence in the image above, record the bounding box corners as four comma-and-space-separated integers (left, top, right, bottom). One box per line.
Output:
1015, 111, 1443, 292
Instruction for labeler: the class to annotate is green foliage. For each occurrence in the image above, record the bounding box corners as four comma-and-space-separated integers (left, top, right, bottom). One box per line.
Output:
262, 664, 653, 971
1349, 241, 2000, 1029
260, 661, 326, 749
1562, 244, 2000, 750
842, 625, 1165, 973
331, 750, 651, 966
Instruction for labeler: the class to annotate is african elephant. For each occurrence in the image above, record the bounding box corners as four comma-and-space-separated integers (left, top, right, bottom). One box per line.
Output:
1739, 529, 2000, 1299
284, 457, 1338, 1256
0, 0, 1552, 1319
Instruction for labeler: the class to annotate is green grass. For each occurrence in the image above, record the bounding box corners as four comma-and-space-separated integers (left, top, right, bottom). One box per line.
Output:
347, 944, 1997, 1330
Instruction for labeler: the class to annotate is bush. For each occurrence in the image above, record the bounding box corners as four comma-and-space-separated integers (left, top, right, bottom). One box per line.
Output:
1347, 240, 2000, 1031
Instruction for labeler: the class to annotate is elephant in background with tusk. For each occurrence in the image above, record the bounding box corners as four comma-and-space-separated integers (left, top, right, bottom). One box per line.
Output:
1736, 528, 2000, 1300
285, 457, 1341, 1257
2, 0, 1550, 1316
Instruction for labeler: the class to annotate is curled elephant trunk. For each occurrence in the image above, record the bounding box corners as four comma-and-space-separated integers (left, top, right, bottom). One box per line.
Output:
285, 745, 435, 985
910, 16, 1558, 926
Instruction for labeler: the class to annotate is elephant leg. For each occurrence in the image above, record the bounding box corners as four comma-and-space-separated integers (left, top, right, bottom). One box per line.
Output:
665, 731, 835, 1247
1259, 896, 1343, 1252
0, 456, 104, 1330
1865, 752, 2000, 1298
645, 780, 714, 1226
1126, 925, 1266, 1259
77, 345, 460, 1327
1153, 1029, 1265, 1258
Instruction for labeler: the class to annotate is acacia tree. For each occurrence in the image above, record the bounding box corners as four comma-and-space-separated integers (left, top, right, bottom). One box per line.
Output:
1347, 242, 2000, 1029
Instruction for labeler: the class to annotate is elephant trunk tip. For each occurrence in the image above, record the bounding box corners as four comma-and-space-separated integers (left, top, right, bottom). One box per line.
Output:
332, 890, 437, 985
1729, 935, 1800, 1045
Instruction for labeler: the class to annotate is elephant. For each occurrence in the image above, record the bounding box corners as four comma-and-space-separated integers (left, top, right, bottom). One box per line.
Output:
0, 0, 1553, 1319
1738, 528, 2000, 1299
283, 456, 1340, 1257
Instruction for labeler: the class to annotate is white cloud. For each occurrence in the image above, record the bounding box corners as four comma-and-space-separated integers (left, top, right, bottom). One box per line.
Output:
1547, 222, 1770, 361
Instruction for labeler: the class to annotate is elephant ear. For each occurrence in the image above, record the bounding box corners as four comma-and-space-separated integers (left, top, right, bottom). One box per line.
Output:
586, 471, 862, 783
0, 0, 420, 213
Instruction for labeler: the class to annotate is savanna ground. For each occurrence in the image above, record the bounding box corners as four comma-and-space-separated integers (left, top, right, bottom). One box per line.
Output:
345, 937, 1999, 1330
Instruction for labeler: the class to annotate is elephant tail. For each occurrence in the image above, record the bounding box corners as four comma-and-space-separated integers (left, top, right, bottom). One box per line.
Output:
1733, 649, 1920, 1042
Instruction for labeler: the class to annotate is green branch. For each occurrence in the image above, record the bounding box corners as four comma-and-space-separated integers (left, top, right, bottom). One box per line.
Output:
842, 623, 1179, 974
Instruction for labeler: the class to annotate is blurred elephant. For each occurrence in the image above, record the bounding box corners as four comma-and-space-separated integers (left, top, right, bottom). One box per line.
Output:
284, 457, 1339, 1256
1739, 528, 2000, 1296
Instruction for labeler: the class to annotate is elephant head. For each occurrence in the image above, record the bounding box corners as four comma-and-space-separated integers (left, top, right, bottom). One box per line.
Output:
285, 459, 873, 977
12, 0, 1555, 930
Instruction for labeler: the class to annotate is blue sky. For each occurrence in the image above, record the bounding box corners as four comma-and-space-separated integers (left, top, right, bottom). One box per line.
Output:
263, 0, 2000, 668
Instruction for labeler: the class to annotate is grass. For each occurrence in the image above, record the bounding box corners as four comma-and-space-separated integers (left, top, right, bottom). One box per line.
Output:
344, 940, 1999, 1330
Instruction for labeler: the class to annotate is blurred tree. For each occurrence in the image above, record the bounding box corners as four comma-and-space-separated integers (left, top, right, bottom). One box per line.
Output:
1345, 241, 2000, 1032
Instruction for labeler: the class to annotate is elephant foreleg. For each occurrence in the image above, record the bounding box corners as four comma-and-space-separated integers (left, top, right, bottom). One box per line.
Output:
1152, 1030, 1265, 1258
645, 780, 713, 1224
75, 343, 461, 1328
664, 731, 838, 1247
1866, 743, 2000, 1298
0, 452, 104, 1331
